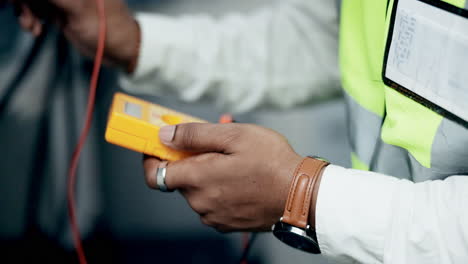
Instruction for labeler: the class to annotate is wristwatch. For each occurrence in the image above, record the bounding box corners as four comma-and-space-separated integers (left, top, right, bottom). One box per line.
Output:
272, 156, 330, 253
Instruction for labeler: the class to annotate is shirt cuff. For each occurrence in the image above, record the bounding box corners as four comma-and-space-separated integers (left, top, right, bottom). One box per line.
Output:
120, 13, 187, 91
315, 165, 401, 263
127, 13, 168, 79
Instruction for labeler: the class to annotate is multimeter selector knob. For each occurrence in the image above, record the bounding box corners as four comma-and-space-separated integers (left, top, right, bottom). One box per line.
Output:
162, 114, 183, 125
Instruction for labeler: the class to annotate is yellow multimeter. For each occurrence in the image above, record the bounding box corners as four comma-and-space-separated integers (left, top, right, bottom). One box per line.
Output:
105, 92, 207, 161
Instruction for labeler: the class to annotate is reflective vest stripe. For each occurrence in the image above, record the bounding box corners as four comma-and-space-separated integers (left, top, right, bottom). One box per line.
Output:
344, 92, 381, 168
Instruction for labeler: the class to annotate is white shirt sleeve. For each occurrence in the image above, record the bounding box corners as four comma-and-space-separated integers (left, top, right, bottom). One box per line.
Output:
120, 0, 340, 113
316, 165, 468, 264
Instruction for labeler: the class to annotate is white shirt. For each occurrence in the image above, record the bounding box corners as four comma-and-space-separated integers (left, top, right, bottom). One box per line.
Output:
121, 0, 341, 113
120, 0, 468, 263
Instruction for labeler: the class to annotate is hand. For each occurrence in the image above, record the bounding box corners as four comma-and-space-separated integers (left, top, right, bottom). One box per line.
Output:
8, 0, 139, 72
143, 123, 303, 232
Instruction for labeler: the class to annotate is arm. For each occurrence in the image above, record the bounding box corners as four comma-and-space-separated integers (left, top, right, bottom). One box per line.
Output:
316, 165, 468, 263
9, 0, 340, 112
143, 123, 468, 263
121, 0, 341, 112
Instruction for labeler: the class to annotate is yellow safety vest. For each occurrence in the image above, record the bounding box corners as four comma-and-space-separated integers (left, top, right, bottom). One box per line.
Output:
340, 0, 468, 181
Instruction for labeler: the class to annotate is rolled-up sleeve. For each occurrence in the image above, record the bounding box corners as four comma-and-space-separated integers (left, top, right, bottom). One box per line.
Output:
316, 165, 468, 263
120, 0, 340, 112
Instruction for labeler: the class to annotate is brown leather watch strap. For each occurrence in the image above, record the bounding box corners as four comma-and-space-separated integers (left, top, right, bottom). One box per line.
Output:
281, 157, 329, 229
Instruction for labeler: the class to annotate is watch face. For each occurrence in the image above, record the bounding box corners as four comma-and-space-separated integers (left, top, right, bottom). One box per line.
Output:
272, 222, 320, 254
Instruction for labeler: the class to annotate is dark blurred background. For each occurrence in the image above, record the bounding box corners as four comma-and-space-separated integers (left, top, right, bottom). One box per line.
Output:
0, 0, 349, 263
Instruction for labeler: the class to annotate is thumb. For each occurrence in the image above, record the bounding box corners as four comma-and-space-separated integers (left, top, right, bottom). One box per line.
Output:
159, 123, 241, 153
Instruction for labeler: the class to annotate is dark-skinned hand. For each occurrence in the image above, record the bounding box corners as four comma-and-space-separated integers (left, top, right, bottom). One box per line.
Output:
143, 123, 303, 232
3, 0, 139, 71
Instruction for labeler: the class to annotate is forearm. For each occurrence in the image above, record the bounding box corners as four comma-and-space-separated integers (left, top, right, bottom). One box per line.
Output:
314, 165, 468, 263
120, 0, 340, 112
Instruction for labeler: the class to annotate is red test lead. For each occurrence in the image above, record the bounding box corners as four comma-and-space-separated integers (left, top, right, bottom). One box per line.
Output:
67, 0, 107, 263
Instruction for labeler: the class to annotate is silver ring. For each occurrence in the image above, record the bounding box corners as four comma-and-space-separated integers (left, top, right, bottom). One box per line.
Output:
156, 161, 173, 192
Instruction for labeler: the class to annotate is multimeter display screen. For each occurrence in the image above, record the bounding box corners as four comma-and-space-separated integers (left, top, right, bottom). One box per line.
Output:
125, 102, 142, 119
